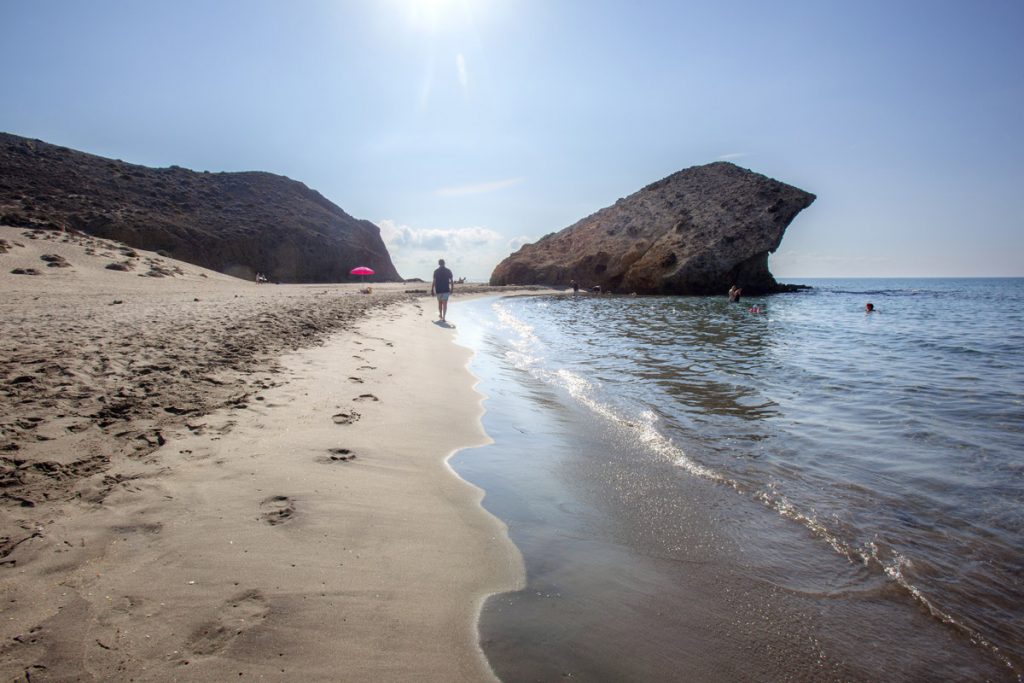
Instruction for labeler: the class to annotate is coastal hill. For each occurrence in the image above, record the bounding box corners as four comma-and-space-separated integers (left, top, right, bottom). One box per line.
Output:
490, 162, 815, 295
0, 132, 401, 283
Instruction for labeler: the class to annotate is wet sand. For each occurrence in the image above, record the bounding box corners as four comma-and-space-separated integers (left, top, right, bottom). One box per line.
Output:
0, 226, 525, 681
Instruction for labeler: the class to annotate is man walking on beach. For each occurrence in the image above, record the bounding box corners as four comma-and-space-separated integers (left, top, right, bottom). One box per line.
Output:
431, 258, 454, 322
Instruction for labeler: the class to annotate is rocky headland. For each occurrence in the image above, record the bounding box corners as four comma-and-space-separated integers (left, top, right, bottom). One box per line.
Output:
0, 132, 401, 283
490, 162, 815, 295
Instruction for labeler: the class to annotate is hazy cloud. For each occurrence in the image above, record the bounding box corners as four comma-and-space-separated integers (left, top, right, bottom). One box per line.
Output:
770, 250, 895, 277
376, 219, 512, 279
378, 220, 501, 250
508, 235, 532, 252
717, 152, 748, 161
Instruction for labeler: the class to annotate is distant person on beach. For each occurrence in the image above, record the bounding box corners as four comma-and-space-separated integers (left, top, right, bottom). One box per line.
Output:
431, 258, 454, 322
571, 279, 579, 294
728, 285, 742, 302
865, 302, 875, 313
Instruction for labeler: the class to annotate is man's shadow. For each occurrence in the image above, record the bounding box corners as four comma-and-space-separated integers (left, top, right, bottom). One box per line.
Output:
433, 320, 455, 329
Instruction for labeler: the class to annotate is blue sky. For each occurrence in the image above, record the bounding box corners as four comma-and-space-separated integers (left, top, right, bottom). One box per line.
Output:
2, 0, 1022, 280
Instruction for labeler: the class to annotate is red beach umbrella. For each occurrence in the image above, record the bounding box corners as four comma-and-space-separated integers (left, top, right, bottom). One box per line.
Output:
350, 266, 375, 282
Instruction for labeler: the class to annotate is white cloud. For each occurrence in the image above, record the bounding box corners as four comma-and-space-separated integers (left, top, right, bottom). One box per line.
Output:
507, 235, 532, 252
378, 220, 500, 249
435, 177, 525, 197
717, 152, 748, 161
376, 219, 512, 280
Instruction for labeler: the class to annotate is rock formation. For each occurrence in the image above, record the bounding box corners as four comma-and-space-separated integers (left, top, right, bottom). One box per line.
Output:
490, 162, 814, 295
0, 132, 401, 283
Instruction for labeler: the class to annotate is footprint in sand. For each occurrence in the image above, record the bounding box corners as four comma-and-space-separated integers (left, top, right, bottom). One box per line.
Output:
110, 522, 163, 537
348, 376, 364, 384
184, 590, 269, 657
332, 411, 360, 425
353, 394, 379, 402
358, 365, 376, 371
191, 420, 237, 437
259, 495, 295, 525
318, 448, 357, 463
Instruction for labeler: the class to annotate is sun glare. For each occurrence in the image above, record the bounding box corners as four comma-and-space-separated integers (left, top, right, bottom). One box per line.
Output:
406, 0, 464, 31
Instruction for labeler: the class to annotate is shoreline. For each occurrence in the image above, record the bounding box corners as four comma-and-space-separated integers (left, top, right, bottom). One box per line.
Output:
449, 292, 1021, 682
0, 227, 527, 680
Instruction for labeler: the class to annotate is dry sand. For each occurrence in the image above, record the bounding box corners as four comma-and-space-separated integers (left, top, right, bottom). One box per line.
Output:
0, 226, 526, 681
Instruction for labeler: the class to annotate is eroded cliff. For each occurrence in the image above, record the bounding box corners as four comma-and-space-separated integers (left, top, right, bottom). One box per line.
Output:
490, 162, 814, 294
0, 133, 401, 283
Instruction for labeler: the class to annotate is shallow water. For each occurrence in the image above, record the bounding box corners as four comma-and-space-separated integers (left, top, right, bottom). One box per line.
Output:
452, 279, 1024, 681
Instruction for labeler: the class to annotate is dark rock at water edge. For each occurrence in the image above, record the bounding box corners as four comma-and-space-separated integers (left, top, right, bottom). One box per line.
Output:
0, 132, 402, 283
489, 162, 814, 295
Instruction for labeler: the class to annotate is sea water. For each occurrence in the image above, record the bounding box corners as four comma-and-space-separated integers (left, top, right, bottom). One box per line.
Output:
450, 279, 1023, 681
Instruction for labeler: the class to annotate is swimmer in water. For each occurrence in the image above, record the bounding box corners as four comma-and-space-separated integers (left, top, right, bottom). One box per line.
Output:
865, 302, 875, 313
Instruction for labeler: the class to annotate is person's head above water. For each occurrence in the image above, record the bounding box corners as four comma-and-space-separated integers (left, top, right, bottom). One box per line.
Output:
865, 302, 875, 312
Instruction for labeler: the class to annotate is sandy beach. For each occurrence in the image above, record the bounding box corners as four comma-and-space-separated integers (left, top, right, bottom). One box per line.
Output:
0, 226, 525, 681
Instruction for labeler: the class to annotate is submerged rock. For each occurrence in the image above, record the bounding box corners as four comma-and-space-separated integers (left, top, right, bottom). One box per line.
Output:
490, 162, 815, 295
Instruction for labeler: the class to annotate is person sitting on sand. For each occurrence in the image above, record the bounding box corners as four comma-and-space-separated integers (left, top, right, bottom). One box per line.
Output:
431, 258, 454, 322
